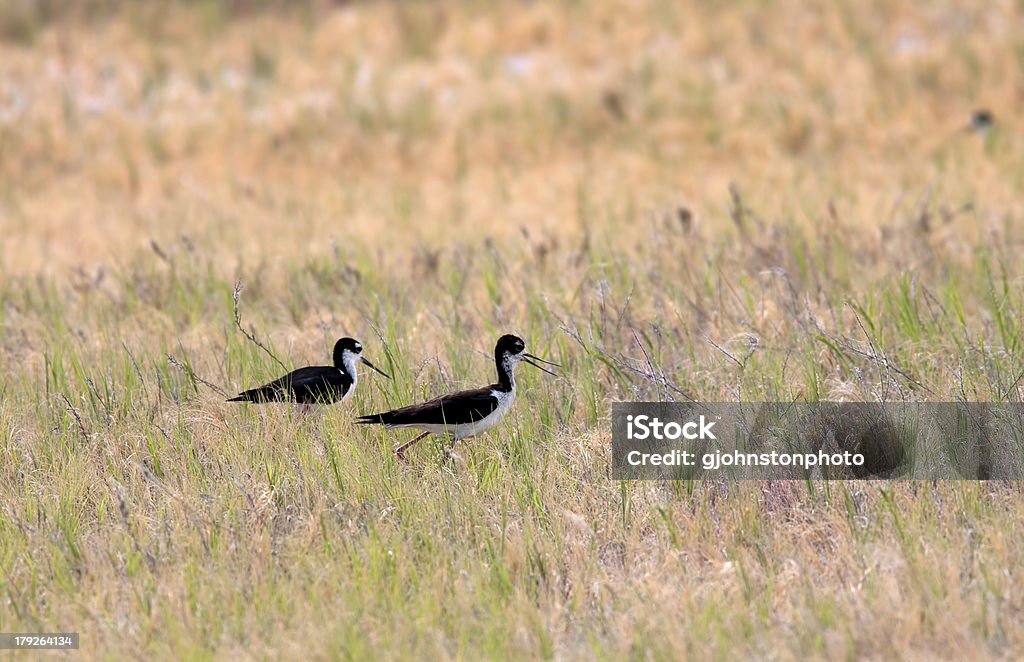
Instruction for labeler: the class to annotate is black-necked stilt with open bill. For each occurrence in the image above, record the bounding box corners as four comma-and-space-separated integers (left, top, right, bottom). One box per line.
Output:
228, 337, 389, 405
356, 334, 558, 460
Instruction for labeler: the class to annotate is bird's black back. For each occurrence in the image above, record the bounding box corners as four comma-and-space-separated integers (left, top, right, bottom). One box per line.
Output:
229, 366, 353, 404
357, 385, 500, 426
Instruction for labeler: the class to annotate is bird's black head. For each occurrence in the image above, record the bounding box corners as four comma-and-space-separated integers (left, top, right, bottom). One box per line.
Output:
333, 337, 390, 378
334, 337, 363, 363
495, 334, 526, 358
494, 333, 558, 381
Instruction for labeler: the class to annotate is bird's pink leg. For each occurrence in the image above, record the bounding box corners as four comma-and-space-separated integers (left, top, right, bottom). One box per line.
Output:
394, 432, 430, 461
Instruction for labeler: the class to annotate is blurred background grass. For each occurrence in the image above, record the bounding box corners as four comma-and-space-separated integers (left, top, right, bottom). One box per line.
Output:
1, 0, 1019, 273
1, 0, 1024, 658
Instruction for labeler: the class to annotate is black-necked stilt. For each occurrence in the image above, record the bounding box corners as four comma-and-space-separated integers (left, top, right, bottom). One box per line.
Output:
228, 337, 389, 405
357, 334, 558, 460
968, 109, 994, 133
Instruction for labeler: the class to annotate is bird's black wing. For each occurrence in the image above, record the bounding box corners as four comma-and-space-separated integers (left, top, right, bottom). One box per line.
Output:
230, 366, 351, 404
357, 386, 499, 426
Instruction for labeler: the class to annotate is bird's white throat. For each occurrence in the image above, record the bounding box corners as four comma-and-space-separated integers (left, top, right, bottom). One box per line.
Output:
341, 350, 360, 384
499, 353, 520, 390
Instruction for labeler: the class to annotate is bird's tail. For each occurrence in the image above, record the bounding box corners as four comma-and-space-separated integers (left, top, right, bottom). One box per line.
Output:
227, 387, 276, 403
355, 413, 390, 425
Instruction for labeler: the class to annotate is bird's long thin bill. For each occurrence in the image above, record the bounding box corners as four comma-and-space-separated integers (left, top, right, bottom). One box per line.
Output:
524, 352, 560, 367
361, 357, 391, 378
523, 355, 558, 376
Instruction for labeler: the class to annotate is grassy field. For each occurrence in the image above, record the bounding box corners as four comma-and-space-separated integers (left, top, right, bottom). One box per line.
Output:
1, 0, 1024, 658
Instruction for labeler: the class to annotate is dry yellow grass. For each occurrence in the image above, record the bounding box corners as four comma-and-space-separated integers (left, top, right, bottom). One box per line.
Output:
3, 1, 1020, 274
1, 1, 1023, 659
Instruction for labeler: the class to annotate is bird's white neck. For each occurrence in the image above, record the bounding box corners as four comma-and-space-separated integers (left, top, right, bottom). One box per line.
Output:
497, 354, 517, 392
341, 350, 359, 383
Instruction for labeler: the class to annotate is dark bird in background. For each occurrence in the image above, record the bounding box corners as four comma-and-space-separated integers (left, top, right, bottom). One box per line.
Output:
229, 337, 389, 405
968, 109, 994, 133
357, 334, 558, 460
